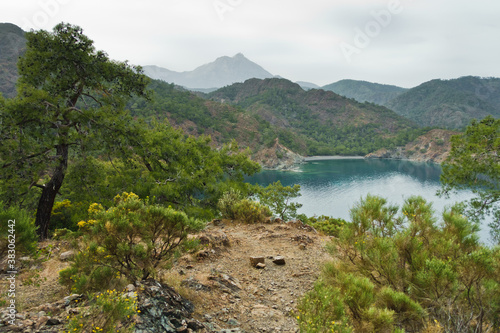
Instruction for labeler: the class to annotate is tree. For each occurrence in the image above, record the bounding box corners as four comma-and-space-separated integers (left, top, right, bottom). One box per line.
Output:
440, 116, 500, 243
257, 180, 302, 220
0, 23, 149, 239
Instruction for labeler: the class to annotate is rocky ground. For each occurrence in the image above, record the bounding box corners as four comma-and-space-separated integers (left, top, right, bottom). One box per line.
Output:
0, 219, 332, 332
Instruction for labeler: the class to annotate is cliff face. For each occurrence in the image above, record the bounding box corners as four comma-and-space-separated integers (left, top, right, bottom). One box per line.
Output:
365, 129, 459, 163
253, 138, 304, 170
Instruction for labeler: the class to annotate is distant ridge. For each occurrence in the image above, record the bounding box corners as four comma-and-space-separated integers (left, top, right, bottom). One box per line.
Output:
143, 53, 274, 90
322, 79, 407, 105
386, 76, 500, 129
0, 23, 26, 97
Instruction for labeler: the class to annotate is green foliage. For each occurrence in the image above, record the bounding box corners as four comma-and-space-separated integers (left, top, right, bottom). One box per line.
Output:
297, 281, 353, 333
257, 181, 302, 220
232, 199, 272, 224
304, 195, 500, 332
59, 192, 204, 293
218, 189, 271, 223
0, 202, 37, 256
306, 215, 347, 237
66, 289, 137, 333
50, 199, 88, 233
217, 188, 243, 219
440, 116, 500, 244
0, 23, 150, 239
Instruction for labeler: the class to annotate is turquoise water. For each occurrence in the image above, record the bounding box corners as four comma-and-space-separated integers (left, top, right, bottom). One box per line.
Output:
248, 158, 492, 243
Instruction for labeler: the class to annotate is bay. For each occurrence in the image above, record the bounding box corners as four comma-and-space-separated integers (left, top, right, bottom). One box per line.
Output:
248, 158, 492, 244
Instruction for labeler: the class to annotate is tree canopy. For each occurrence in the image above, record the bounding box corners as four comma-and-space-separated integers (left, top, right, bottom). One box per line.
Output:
440, 116, 500, 243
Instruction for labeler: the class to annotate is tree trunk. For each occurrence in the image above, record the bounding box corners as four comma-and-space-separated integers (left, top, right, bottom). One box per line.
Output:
35, 144, 68, 240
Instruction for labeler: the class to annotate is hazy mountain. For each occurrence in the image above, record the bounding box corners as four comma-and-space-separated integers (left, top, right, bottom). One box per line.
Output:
207, 78, 421, 156
296, 81, 320, 90
143, 53, 274, 90
385, 76, 500, 129
322, 79, 407, 105
0, 23, 26, 97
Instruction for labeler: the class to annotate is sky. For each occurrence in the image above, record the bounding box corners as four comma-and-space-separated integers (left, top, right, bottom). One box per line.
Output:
2, 0, 500, 88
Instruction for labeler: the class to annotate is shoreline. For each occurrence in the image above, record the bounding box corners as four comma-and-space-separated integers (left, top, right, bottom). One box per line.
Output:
303, 155, 365, 161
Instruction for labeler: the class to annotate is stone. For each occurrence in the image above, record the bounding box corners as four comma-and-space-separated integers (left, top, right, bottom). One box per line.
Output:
227, 318, 239, 326
299, 243, 307, 250
256, 263, 266, 269
272, 256, 286, 265
249, 256, 265, 267
59, 250, 75, 261
126, 284, 136, 292
45, 318, 61, 325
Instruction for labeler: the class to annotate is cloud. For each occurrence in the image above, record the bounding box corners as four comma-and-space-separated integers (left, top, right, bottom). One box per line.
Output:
1, 0, 500, 87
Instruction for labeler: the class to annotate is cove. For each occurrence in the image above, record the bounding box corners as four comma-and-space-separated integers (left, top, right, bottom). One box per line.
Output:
248, 158, 492, 244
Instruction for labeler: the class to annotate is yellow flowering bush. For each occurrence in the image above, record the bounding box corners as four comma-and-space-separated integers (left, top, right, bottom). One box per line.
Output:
65, 289, 137, 333
60, 192, 204, 293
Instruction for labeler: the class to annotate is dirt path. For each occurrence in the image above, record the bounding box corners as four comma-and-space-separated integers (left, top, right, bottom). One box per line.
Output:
172, 220, 333, 332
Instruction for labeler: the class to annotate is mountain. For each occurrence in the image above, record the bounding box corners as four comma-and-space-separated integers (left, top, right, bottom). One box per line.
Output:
142, 53, 274, 90
385, 76, 500, 129
0, 23, 26, 97
207, 78, 423, 156
296, 81, 320, 90
322, 79, 407, 105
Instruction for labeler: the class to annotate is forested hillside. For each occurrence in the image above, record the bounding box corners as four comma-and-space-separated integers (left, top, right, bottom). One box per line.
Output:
208, 78, 425, 155
385, 76, 500, 129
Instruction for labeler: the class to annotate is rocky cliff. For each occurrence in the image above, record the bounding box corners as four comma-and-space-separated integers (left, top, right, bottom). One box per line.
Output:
365, 129, 459, 163
253, 138, 305, 170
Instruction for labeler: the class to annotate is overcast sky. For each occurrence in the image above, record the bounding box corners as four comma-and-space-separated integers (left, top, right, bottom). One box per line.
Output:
2, 0, 500, 88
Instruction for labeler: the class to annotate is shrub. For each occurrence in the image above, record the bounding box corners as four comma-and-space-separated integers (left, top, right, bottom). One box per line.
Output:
307, 215, 347, 237
0, 202, 38, 256
60, 192, 204, 293
66, 289, 137, 332
297, 281, 353, 333
50, 199, 87, 232
217, 188, 243, 219
301, 195, 500, 332
257, 181, 302, 221
233, 199, 272, 224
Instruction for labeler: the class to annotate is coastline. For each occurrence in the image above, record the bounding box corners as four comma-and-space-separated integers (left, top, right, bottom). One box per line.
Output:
303, 155, 365, 161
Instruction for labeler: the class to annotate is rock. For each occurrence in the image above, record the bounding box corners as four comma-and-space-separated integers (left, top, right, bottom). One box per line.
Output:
45, 318, 61, 326
59, 250, 75, 261
126, 284, 136, 292
286, 220, 317, 233
209, 274, 242, 292
272, 256, 286, 265
227, 318, 239, 326
256, 263, 266, 269
249, 256, 265, 267
299, 243, 307, 250
134, 279, 205, 332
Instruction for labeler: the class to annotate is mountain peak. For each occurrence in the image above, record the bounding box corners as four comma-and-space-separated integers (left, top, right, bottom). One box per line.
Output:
143, 54, 273, 90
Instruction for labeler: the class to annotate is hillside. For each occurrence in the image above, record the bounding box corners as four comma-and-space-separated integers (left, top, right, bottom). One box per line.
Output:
366, 128, 459, 163
0, 23, 26, 97
208, 78, 423, 156
322, 79, 407, 105
385, 76, 500, 129
143, 53, 274, 90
